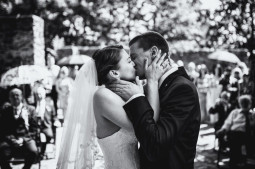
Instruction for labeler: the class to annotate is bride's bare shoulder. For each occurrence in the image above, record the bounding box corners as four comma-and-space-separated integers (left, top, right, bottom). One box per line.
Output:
94, 87, 122, 102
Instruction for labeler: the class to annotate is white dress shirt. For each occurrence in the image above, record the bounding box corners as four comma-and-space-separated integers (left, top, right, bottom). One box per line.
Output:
13, 103, 23, 119
13, 103, 29, 128
222, 109, 255, 132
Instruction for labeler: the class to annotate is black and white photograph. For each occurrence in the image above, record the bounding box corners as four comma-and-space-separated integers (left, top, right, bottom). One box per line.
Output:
0, 0, 255, 169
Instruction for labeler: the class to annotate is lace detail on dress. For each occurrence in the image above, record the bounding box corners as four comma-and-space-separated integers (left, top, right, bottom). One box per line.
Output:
97, 128, 140, 169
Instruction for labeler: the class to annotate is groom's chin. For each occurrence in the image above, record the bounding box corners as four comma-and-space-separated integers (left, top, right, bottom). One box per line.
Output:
137, 74, 146, 80
135, 72, 145, 80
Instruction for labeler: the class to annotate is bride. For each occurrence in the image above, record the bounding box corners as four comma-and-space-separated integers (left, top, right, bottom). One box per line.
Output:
57, 45, 169, 169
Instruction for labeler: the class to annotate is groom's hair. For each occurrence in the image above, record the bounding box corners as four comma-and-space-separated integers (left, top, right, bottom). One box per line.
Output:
129, 31, 169, 54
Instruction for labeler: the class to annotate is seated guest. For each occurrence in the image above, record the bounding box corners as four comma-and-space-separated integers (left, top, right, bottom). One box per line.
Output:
34, 87, 58, 158
209, 91, 232, 131
0, 88, 38, 169
216, 95, 255, 167
239, 74, 253, 96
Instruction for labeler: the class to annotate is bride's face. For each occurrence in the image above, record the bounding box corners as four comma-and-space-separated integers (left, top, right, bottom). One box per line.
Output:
117, 49, 136, 81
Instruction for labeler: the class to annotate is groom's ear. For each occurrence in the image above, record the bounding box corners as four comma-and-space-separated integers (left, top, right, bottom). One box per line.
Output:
150, 46, 158, 59
109, 70, 120, 79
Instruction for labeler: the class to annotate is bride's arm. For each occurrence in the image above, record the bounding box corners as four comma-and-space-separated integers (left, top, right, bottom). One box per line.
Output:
146, 80, 160, 122
144, 51, 170, 122
94, 88, 133, 131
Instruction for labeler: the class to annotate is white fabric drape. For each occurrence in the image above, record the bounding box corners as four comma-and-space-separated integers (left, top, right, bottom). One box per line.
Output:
57, 57, 99, 169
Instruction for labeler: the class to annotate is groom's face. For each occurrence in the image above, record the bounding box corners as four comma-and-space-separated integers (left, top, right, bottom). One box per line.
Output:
130, 42, 151, 79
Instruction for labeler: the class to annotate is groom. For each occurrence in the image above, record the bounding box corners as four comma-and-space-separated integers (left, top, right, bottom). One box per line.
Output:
109, 31, 201, 169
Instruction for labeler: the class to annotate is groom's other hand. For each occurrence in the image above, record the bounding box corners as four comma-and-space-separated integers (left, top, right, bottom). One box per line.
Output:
107, 76, 144, 101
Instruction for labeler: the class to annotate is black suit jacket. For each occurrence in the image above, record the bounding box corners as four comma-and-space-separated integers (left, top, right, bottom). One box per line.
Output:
124, 67, 201, 169
209, 99, 232, 131
0, 103, 38, 144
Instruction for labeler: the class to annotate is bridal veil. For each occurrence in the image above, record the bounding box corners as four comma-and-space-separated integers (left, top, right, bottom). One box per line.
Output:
57, 57, 100, 169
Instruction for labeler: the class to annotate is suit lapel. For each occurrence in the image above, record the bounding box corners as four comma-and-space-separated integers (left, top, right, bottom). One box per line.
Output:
159, 67, 191, 96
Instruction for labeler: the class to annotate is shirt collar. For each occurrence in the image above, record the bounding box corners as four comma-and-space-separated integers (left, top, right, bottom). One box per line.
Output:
159, 66, 178, 88
14, 103, 23, 111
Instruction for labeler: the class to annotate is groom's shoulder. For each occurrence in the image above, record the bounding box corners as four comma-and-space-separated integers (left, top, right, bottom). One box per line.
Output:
169, 76, 197, 94
173, 76, 194, 87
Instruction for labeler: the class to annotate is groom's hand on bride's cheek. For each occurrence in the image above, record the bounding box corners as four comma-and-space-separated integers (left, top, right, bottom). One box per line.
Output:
106, 77, 144, 101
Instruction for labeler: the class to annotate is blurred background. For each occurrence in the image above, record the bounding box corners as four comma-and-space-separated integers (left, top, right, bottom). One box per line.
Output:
0, 0, 255, 169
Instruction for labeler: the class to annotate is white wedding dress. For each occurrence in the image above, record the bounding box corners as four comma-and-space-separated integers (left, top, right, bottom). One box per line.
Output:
57, 58, 140, 169
97, 128, 140, 169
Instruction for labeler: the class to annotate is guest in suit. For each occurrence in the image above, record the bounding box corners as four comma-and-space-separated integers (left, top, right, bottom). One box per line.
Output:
209, 91, 232, 131
34, 87, 58, 158
209, 91, 232, 151
219, 67, 231, 92
0, 88, 38, 169
109, 31, 201, 169
239, 74, 253, 96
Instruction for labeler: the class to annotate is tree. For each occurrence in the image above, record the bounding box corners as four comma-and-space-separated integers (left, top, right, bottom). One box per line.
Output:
0, 0, 204, 50
0, 0, 116, 48
204, 0, 255, 104
126, 0, 204, 42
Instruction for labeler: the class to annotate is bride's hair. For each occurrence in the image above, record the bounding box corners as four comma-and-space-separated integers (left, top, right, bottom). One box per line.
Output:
92, 45, 124, 85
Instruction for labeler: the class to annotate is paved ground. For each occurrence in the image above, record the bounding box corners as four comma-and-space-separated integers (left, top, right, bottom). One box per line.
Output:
194, 124, 255, 169
194, 124, 218, 169
11, 123, 254, 169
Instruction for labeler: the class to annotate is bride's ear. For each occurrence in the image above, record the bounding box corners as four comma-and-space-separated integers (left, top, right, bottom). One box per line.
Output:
108, 70, 120, 79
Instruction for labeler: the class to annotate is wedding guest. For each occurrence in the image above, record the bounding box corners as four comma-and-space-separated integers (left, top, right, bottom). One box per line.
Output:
0, 88, 38, 169
212, 63, 222, 80
219, 67, 231, 92
206, 73, 221, 114
47, 54, 60, 79
187, 62, 199, 83
196, 64, 209, 122
34, 87, 58, 158
216, 95, 255, 167
46, 54, 60, 111
209, 91, 232, 151
228, 68, 242, 108
209, 91, 232, 131
56, 66, 73, 118
0, 87, 9, 107
238, 62, 249, 75
177, 60, 184, 67
70, 65, 80, 79
239, 74, 253, 96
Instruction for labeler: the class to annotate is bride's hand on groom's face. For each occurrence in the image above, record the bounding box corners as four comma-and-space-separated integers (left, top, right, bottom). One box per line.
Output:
145, 50, 171, 83
106, 77, 144, 101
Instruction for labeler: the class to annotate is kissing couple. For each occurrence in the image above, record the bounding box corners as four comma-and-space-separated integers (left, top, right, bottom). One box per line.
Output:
57, 31, 201, 169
